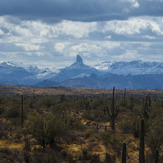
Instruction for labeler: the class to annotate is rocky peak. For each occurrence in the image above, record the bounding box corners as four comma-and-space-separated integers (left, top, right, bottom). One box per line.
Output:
76, 55, 83, 64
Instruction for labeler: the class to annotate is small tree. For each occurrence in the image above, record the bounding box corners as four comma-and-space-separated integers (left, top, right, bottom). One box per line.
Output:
31, 115, 68, 148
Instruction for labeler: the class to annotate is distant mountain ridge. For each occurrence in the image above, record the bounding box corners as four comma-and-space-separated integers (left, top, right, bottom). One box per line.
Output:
95, 60, 163, 75
0, 56, 162, 89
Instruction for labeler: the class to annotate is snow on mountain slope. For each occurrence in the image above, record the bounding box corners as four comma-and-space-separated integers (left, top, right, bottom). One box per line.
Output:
0, 56, 163, 89
49, 55, 101, 82
0, 62, 31, 77
94, 60, 163, 75
94, 61, 115, 71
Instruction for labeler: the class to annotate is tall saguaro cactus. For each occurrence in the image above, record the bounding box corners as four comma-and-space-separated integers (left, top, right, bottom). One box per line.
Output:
21, 94, 24, 128
124, 88, 126, 101
129, 94, 134, 112
108, 86, 119, 131
122, 143, 126, 163
154, 149, 159, 163
143, 96, 149, 119
139, 119, 145, 163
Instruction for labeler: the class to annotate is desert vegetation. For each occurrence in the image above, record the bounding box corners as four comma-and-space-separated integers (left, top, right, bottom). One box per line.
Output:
0, 86, 162, 162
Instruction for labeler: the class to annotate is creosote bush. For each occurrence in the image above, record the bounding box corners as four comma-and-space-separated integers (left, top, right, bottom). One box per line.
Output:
7, 105, 20, 118
0, 91, 162, 163
30, 115, 69, 148
101, 131, 121, 147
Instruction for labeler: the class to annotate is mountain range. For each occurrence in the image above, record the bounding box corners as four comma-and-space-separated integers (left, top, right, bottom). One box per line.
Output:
0, 55, 162, 89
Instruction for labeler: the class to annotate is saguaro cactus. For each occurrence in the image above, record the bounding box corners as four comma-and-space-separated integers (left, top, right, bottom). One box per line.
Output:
139, 119, 145, 163
122, 143, 126, 163
147, 94, 151, 107
143, 96, 149, 119
21, 94, 24, 128
154, 149, 159, 163
108, 86, 119, 131
124, 88, 126, 101
129, 94, 134, 112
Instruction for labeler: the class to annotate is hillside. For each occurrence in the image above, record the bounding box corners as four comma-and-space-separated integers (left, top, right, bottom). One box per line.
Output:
0, 85, 162, 97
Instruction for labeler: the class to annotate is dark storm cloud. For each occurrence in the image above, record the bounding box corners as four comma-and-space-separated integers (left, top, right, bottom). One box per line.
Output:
132, 0, 163, 17
0, 0, 136, 22
1, 0, 163, 22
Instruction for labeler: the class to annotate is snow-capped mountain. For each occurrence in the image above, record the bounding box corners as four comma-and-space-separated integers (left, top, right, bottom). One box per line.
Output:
0, 56, 162, 89
47, 55, 101, 82
94, 60, 163, 75
0, 62, 31, 78
94, 61, 114, 71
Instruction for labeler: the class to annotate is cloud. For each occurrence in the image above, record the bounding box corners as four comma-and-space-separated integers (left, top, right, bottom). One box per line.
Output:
102, 16, 163, 41
54, 42, 71, 53
15, 43, 41, 51
0, 15, 163, 68
0, 0, 163, 22
54, 41, 121, 59
1, 15, 163, 44
0, 0, 142, 22
54, 21, 97, 38
0, 29, 4, 35
121, 0, 139, 8
112, 49, 140, 61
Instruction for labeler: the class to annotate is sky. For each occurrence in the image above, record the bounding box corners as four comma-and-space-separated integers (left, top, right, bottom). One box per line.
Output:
0, 0, 163, 68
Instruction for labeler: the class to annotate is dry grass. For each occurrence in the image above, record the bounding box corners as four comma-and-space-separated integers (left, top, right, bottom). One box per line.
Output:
0, 85, 163, 97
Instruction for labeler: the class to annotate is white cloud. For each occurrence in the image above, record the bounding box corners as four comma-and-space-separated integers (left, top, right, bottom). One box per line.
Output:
53, 41, 121, 58
128, 0, 139, 8
103, 17, 163, 36
0, 29, 4, 35
105, 35, 112, 39
53, 20, 97, 38
15, 43, 41, 51
0, 15, 163, 67
54, 43, 65, 53
113, 49, 140, 61
143, 35, 155, 39
121, 0, 139, 8
54, 42, 71, 53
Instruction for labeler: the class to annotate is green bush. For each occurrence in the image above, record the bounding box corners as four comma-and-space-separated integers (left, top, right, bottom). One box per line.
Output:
7, 106, 20, 118
0, 106, 5, 115
40, 97, 54, 109
83, 110, 106, 121
33, 148, 60, 163
119, 116, 133, 134
146, 114, 163, 156
101, 131, 121, 146
30, 115, 69, 148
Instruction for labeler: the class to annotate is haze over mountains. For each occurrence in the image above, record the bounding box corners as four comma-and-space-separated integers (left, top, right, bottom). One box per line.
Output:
0, 55, 162, 89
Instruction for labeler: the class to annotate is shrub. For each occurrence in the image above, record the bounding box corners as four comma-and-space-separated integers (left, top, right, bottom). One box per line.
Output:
101, 131, 121, 146
30, 115, 69, 148
83, 110, 105, 121
119, 116, 133, 134
40, 97, 54, 109
33, 148, 60, 163
146, 115, 163, 156
0, 106, 5, 115
7, 106, 20, 118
